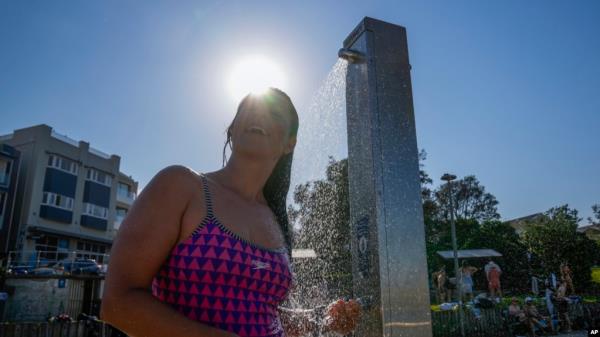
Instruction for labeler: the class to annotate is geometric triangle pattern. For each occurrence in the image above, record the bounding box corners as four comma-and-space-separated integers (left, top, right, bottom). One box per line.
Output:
152, 218, 293, 337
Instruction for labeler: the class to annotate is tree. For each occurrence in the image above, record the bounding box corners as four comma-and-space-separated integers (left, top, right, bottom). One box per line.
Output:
589, 204, 600, 225
288, 157, 352, 303
419, 150, 438, 222
434, 175, 500, 222
522, 205, 600, 290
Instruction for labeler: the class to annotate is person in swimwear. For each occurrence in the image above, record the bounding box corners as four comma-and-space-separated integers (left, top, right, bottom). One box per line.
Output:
560, 262, 575, 295
432, 266, 451, 303
101, 88, 360, 337
484, 260, 502, 298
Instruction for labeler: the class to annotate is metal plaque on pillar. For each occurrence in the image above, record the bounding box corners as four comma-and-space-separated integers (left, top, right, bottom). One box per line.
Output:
343, 17, 432, 337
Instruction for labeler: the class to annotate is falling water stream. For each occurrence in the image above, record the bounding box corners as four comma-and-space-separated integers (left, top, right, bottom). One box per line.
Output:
288, 59, 349, 190
284, 59, 351, 336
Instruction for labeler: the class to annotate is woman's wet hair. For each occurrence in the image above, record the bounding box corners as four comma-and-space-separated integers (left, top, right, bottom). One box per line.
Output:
222, 88, 299, 252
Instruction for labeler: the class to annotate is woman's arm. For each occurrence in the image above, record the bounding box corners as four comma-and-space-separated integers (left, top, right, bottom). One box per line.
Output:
101, 166, 237, 337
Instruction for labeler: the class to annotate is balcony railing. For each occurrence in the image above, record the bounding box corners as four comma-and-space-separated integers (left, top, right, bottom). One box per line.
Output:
116, 191, 135, 205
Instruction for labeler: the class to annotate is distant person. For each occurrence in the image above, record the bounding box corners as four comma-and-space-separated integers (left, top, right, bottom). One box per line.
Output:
554, 281, 572, 332
432, 266, 451, 303
550, 272, 558, 289
560, 262, 575, 295
459, 260, 478, 302
523, 297, 553, 336
531, 275, 542, 295
484, 260, 502, 298
508, 297, 526, 322
544, 280, 555, 317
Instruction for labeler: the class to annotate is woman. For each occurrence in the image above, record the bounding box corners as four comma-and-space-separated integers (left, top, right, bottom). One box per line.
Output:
432, 266, 450, 303
484, 260, 502, 299
101, 88, 360, 337
554, 281, 572, 332
459, 260, 478, 302
560, 262, 575, 295
460, 260, 479, 301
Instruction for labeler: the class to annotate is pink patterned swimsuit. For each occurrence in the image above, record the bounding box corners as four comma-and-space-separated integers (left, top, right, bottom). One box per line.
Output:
151, 174, 293, 337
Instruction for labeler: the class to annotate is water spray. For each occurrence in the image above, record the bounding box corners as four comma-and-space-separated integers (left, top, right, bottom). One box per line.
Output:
338, 48, 365, 63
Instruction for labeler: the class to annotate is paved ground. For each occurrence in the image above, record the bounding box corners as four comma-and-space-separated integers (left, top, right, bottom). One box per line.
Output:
513, 330, 588, 337
556, 331, 587, 337
556, 330, 588, 337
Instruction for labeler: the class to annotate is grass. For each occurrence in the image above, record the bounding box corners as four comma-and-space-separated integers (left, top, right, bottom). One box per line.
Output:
592, 266, 600, 284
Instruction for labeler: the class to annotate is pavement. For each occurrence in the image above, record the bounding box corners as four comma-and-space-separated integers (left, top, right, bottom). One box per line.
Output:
555, 331, 587, 337
512, 330, 588, 337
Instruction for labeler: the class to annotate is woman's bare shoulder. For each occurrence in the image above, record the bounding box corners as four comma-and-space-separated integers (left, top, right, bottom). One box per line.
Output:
155, 164, 199, 180
150, 165, 204, 190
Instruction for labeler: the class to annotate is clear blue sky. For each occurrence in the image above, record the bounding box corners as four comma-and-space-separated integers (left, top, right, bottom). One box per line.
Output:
1, 1, 599, 223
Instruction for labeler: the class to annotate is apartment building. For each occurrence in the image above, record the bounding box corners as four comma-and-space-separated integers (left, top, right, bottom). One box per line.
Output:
0, 124, 137, 266
0, 144, 21, 257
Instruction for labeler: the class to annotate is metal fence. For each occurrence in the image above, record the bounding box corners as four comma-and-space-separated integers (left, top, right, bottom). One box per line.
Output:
0, 321, 124, 337
6, 251, 110, 271
1, 303, 598, 337
431, 301, 599, 337
432, 307, 508, 337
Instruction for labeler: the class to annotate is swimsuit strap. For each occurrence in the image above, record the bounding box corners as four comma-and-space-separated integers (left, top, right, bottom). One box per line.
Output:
199, 173, 215, 219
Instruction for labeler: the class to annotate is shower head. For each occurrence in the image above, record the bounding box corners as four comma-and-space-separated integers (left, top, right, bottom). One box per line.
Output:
338, 48, 365, 63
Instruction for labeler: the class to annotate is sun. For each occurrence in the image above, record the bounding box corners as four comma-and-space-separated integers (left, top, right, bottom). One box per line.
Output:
227, 55, 287, 102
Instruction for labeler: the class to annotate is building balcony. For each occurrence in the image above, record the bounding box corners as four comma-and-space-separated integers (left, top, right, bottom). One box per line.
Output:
113, 217, 124, 230
116, 191, 135, 205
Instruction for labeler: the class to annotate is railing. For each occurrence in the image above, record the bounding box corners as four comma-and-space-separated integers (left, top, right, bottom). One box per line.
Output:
89, 147, 111, 160
0, 321, 126, 337
432, 307, 508, 337
0, 133, 14, 142
431, 301, 598, 337
116, 191, 135, 205
5, 250, 110, 273
50, 131, 79, 147
1, 303, 597, 337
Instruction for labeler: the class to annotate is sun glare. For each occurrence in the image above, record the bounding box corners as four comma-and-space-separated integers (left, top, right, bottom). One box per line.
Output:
227, 56, 287, 102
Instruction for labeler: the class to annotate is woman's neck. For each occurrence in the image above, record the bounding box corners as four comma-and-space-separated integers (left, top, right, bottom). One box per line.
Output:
211, 154, 277, 204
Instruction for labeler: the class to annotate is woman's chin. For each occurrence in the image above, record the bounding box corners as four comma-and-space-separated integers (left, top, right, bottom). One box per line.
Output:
234, 146, 278, 161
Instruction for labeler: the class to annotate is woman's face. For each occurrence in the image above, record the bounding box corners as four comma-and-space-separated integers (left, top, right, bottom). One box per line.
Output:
230, 97, 296, 161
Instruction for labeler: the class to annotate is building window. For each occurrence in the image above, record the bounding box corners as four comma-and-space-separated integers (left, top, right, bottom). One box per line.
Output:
114, 207, 128, 230
118, 182, 135, 199
47, 154, 78, 175
0, 158, 11, 186
34, 235, 69, 263
76, 240, 108, 263
42, 192, 74, 210
83, 202, 108, 219
116, 207, 127, 221
86, 168, 112, 187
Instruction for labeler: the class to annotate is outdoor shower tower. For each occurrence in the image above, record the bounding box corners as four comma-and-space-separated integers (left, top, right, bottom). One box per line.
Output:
343, 17, 432, 337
